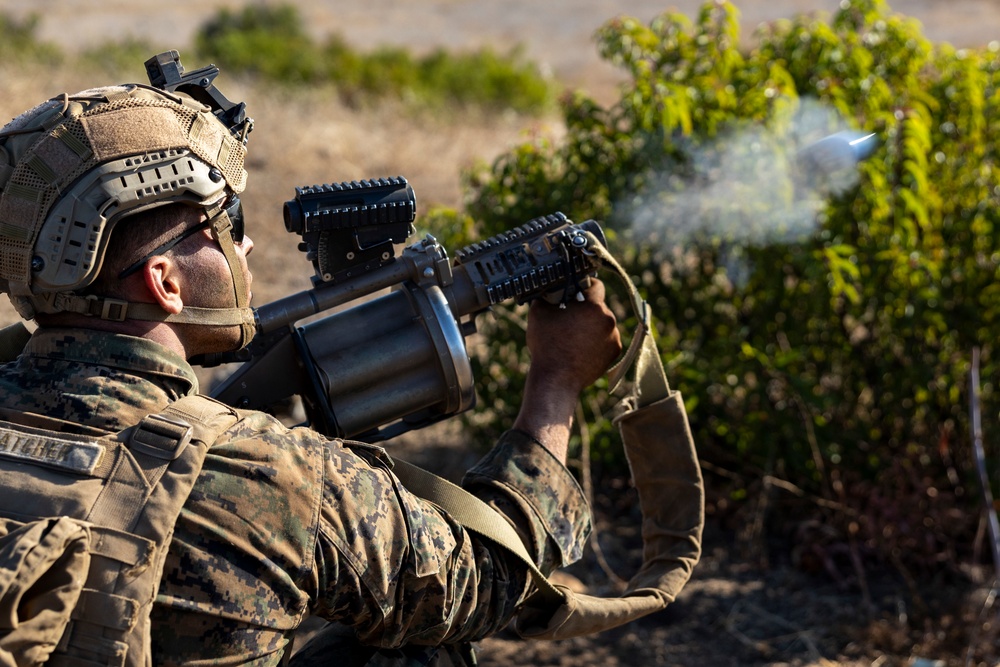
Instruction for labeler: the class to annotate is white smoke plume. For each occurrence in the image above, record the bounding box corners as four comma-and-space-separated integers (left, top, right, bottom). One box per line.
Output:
619, 99, 875, 276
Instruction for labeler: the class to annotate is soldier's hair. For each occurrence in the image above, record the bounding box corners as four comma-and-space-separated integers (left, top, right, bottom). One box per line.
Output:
82, 204, 194, 299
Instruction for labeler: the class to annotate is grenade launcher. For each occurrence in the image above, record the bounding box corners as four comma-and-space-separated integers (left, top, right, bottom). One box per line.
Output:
203, 176, 606, 441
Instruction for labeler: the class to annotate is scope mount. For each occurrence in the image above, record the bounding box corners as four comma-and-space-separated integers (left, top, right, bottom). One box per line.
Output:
283, 177, 416, 285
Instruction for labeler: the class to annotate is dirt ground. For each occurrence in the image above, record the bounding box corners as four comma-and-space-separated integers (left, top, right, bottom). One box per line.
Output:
389, 434, 999, 667
2, 1, 1000, 665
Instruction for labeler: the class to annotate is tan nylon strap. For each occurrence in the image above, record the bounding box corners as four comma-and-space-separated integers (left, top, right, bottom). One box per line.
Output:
63, 590, 136, 667
71, 589, 138, 631
87, 526, 155, 569
207, 209, 250, 312
4, 181, 42, 205
85, 445, 156, 535
390, 458, 565, 608
52, 124, 92, 159
25, 154, 59, 185
584, 232, 670, 406
84, 397, 224, 534
156, 394, 240, 443
634, 324, 670, 408
51, 292, 254, 327
134, 303, 255, 327
0, 221, 32, 243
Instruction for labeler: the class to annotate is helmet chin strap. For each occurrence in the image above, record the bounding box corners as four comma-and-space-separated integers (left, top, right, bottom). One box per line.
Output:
48, 208, 257, 350
201, 206, 256, 349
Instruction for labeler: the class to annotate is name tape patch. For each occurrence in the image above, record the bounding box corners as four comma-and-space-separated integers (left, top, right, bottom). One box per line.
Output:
0, 427, 105, 474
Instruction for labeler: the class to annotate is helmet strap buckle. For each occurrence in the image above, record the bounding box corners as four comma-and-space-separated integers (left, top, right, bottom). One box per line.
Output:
85, 295, 129, 322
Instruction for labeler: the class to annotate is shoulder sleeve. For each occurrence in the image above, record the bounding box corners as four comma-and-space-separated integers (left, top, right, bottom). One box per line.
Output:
462, 429, 592, 570
311, 430, 591, 648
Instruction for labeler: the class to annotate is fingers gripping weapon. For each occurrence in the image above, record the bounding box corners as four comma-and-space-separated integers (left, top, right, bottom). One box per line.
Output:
207, 177, 606, 440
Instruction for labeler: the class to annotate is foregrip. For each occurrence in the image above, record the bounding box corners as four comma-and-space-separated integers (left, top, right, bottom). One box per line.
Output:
449, 213, 606, 315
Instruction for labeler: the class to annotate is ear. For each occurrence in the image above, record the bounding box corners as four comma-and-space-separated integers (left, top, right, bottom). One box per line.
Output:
140, 255, 184, 315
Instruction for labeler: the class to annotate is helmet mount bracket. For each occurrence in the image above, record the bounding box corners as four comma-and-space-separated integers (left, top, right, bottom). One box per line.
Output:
145, 51, 253, 144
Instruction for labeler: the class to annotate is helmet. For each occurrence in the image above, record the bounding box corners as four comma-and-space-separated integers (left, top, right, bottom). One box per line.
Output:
0, 51, 255, 344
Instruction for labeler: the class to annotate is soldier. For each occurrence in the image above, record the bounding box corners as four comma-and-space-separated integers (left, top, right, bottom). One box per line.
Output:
0, 58, 621, 664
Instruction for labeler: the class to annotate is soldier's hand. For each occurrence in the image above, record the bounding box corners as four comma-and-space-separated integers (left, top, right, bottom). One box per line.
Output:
513, 279, 621, 461
525, 279, 622, 394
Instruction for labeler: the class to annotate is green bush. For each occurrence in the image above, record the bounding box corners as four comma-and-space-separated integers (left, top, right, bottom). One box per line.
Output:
415, 46, 554, 111
194, 4, 555, 113
196, 5, 325, 83
323, 39, 417, 100
452, 0, 997, 568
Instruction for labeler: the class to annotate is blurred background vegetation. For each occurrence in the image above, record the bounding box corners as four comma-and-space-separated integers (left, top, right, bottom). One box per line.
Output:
3, 0, 999, 648
440, 0, 1000, 593
1, 5, 557, 114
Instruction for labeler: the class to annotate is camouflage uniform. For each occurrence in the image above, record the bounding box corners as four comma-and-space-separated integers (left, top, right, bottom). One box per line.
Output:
0, 328, 592, 665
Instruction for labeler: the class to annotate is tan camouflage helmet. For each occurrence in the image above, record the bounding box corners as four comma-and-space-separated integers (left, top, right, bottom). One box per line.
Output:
0, 51, 253, 333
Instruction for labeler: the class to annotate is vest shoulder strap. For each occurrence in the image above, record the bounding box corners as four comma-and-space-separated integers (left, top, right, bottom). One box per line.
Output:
0, 394, 241, 667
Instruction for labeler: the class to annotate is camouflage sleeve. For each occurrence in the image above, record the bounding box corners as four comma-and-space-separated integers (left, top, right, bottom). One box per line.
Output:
461, 429, 592, 572
311, 430, 591, 648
